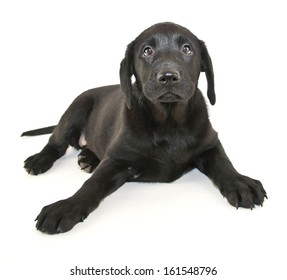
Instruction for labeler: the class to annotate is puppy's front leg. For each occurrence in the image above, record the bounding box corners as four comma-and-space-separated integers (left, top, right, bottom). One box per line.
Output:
195, 141, 267, 209
36, 159, 133, 234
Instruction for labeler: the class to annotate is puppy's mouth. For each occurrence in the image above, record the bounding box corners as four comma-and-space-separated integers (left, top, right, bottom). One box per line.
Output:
158, 92, 182, 103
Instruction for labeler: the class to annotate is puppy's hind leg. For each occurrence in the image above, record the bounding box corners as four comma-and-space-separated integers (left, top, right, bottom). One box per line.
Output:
24, 91, 95, 175
78, 147, 100, 173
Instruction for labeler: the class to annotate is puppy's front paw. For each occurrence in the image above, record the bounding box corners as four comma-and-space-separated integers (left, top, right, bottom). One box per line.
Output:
220, 175, 267, 209
35, 199, 88, 234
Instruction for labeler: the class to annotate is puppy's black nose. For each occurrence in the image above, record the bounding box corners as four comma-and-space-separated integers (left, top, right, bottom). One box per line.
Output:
157, 71, 180, 84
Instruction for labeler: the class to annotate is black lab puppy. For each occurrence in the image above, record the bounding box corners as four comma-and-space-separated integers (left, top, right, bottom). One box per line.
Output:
23, 22, 267, 234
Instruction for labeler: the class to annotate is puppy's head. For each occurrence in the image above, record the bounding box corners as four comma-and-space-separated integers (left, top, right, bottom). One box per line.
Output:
120, 22, 215, 109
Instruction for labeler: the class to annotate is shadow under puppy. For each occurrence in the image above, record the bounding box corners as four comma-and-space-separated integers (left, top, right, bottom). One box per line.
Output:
22, 22, 267, 234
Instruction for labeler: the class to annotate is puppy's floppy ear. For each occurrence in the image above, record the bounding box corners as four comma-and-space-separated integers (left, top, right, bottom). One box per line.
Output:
199, 40, 216, 105
120, 41, 135, 110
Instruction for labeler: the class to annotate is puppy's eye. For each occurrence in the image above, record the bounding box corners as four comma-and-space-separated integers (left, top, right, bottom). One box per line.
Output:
142, 46, 154, 57
182, 44, 193, 55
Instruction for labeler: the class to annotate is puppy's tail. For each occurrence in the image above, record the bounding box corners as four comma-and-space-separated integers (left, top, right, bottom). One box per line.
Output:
21, 125, 56, 137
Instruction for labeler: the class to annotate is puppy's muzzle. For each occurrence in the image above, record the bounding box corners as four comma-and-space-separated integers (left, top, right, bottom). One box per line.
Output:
156, 69, 183, 102
157, 70, 180, 84
158, 92, 182, 102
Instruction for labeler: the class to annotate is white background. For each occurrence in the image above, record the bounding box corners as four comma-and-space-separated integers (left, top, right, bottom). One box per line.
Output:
1, 0, 286, 279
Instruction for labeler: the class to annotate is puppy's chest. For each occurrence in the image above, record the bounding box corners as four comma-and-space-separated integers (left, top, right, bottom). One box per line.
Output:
150, 133, 195, 163
125, 131, 201, 183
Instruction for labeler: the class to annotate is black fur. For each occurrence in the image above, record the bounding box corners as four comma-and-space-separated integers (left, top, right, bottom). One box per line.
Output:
23, 22, 266, 234
21, 126, 56, 136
